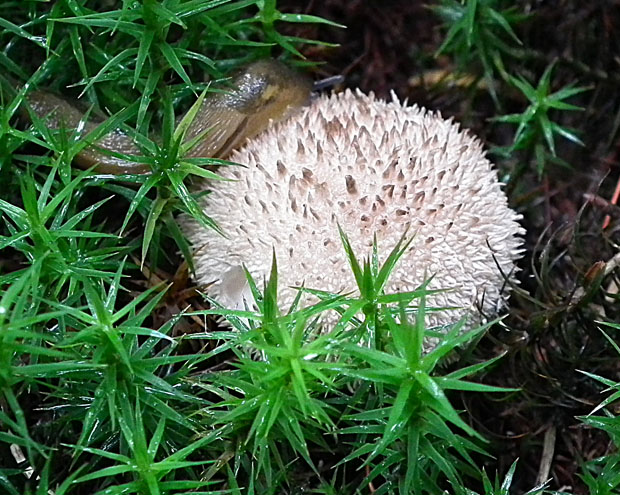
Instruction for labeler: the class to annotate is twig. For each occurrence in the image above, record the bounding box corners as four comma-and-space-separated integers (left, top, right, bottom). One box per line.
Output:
601, 177, 620, 228
365, 463, 376, 494
583, 193, 620, 225
536, 425, 557, 486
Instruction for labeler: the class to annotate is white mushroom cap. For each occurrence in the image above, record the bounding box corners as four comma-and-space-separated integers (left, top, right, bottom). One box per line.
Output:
181, 89, 524, 336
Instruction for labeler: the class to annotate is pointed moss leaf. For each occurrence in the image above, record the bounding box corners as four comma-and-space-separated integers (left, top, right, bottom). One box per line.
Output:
160, 44, 193, 89
141, 195, 168, 266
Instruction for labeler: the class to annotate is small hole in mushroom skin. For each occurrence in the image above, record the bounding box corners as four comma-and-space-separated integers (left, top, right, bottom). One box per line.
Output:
345, 175, 358, 195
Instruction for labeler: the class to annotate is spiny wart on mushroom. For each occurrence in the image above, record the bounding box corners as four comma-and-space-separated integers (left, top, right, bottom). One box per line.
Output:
181, 89, 524, 337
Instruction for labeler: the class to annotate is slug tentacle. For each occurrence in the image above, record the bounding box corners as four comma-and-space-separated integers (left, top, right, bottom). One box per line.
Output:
23, 59, 312, 174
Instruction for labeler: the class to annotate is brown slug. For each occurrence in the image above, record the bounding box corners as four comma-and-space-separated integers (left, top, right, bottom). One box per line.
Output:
24, 59, 313, 174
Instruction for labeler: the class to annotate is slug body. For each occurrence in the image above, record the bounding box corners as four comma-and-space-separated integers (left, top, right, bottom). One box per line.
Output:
25, 59, 312, 174
185, 59, 313, 160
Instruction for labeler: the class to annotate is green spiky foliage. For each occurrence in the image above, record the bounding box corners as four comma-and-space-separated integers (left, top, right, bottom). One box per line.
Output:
431, 1, 593, 185
466, 460, 549, 495
0, 211, 517, 493
493, 64, 590, 177
0, 1, 344, 493
432, 0, 526, 101
0, 0, 340, 267
186, 232, 516, 493
576, 324, 620, 495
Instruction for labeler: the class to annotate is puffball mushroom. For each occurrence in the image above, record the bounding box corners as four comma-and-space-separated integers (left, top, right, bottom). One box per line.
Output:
181, 89, 524, 334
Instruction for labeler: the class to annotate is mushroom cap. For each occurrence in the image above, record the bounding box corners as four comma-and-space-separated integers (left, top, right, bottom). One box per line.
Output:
181, 89, 524, 337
